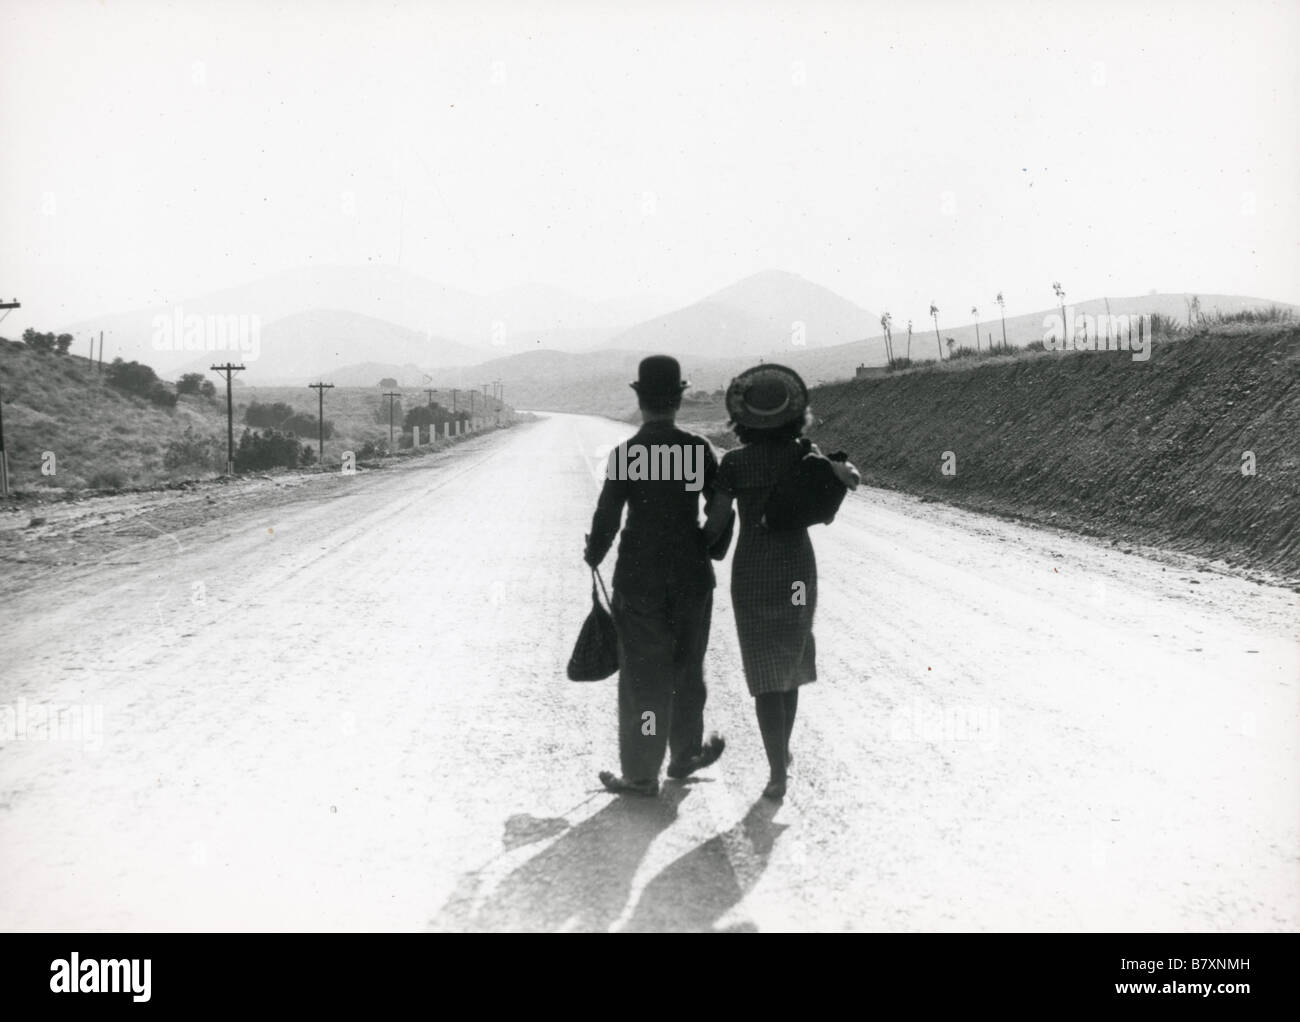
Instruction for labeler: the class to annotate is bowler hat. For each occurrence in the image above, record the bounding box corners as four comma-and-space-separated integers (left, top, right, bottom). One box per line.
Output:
630, 355, 689, 401
725, 363, 808, 429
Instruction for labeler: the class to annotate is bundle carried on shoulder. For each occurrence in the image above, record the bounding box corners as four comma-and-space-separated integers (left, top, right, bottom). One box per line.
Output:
763, 438, 852, 531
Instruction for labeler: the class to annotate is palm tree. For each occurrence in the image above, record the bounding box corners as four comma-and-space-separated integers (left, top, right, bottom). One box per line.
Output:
970, 306, 980, 352
1052, 281, 1069, 348
995, 291, 1007, 347
906, 319, 913, 359
930, 302, 942, 359
880, 312, 893, 363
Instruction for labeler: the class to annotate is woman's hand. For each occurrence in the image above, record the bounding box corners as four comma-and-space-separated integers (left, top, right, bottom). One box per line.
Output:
830, 458, 861, 491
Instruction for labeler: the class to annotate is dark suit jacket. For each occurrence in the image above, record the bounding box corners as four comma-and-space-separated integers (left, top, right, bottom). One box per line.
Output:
586, 421, 722, 597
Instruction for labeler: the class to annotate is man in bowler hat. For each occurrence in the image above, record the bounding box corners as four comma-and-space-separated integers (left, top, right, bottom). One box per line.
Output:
584, 355, 728, 795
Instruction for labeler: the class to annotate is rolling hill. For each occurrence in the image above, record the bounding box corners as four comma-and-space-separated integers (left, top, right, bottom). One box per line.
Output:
60, 265, 680, 375
608, 269, 878, 358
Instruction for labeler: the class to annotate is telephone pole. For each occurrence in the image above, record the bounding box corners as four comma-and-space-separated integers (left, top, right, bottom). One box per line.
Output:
423, 388, 436, 406
308, 382, 334, 463
211, 363, 245, 475
383, 391, 400, 448
0, 300, 19, 496
451, 388, 458, 414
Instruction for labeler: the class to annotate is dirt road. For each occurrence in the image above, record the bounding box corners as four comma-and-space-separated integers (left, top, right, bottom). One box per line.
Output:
1, 413, 1296, 931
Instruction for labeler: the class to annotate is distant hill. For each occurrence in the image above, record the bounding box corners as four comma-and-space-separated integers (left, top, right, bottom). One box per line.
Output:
435, 292, 1300, 417
61, 265, 679, 374
608, 270, 878, 358
425, 348, 650, 418
181, 309, 483, 385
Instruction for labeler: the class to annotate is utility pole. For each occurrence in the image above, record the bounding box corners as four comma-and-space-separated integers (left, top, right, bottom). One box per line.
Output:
451, 388, 458, 414
0, 300, 19, 497
383, 391, 400, 448
308, 382, 334, 464
98, 330, 104, 372
0, 375, 7, 497
423, 388, 436, 406
211, 362, 246, 475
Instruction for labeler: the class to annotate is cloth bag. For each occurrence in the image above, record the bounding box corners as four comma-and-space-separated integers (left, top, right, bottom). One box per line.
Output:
763, 438, 850, 531
566, 567, 619, 681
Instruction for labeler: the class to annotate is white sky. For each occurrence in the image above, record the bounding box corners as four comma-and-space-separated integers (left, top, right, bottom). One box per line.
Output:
2, 0, 1297, 335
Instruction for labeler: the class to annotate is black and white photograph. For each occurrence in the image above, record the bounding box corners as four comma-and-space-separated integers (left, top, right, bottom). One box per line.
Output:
0, 0, 1296, 967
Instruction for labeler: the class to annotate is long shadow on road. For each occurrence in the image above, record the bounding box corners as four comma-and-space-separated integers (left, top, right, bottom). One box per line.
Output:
431, 785, 689, 932
430, 786, 788, 932
619, 796, 787, 932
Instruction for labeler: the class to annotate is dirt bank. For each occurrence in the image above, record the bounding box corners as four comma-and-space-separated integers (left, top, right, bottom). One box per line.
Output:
804, 327, 1299, 584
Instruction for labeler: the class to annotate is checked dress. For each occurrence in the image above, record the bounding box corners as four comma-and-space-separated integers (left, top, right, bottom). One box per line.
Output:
716, 440, 818, 696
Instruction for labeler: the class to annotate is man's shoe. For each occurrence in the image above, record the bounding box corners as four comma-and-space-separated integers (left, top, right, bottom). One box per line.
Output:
598, 771, 659, 797
666, 733, 726, 780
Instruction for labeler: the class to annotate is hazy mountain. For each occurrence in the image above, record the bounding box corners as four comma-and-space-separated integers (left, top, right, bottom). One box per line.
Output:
608, 270, 878, 358
62, 265, 679, 373
423, 348, 651, 417
175, 309, 483, 385
441, 291, 1297, 416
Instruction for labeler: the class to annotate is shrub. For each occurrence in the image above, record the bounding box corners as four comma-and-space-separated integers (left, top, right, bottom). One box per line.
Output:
233, 428, 313, 472
1149, 313, 1183, 339
1202, 306, 1294, 325
163, 427, 223, 473
1024, 340, 1047, 352
106, 358, 176, 406
22, 328, 72, 354
176, 372, 207, 395
281, 411, 333, 439
244, 400, 296, 428
88, 468, 127, 490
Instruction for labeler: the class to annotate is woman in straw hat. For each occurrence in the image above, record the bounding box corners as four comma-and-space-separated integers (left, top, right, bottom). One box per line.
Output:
703, 364, 859, 800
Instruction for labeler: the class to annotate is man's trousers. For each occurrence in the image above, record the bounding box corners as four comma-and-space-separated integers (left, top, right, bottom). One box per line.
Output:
611, 585, 713, 782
